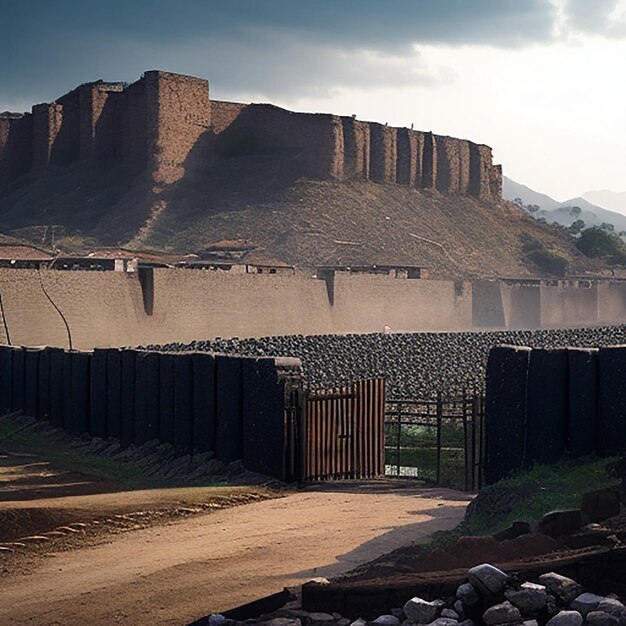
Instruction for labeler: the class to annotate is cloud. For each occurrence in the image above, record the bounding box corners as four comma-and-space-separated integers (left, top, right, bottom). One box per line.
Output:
0, 0, 557, 106
563, 0, 626, 36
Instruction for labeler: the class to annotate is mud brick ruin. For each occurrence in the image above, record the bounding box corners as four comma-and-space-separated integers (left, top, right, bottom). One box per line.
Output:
0, 70, 502, 198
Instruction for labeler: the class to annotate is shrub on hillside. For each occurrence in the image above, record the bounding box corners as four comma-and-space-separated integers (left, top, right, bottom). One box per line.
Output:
519, 234, 569, 276
576, 226, 626, 263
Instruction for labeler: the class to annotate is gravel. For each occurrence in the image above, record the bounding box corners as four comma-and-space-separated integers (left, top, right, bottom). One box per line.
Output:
146, 325, 626, 399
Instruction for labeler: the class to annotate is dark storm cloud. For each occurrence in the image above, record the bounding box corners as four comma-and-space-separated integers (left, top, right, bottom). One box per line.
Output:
1, 0, 558, 107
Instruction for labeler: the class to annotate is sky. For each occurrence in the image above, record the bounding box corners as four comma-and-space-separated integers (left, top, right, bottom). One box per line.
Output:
1, 0, 626, 201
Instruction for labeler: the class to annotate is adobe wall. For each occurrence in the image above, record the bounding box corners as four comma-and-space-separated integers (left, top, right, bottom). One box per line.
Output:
369, 123, 397, 183
32, 103, 63, 170
540, 282, 599, 327
78, 82, 124, 159
0, 114, 32, 185
341, 118, 370, 180
597, 282, 626, 324
211, 101, 247, 135
0, 269, 625, 349
223, 104, 345, 179
145, 71, 211, 184
120, 77, 148, 164
0, 70, 502, 200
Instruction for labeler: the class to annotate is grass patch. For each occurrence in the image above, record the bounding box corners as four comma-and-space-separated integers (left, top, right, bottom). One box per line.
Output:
464, 456, 620, 535
0, 413, 231, 489
397, 456, 620, 560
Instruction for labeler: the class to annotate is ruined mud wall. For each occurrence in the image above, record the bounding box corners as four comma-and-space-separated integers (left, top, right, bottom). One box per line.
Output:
146, 71, 210, 184
211, 101, 247, 135
218, 103, 500, 198
0, 114, 32, 186
78, 82, 124, 159
219, 104, 345, 179
0, 70, 502, 200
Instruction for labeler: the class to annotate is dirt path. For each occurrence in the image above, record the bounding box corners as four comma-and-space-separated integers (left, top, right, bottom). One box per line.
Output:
0, 481, 470, 626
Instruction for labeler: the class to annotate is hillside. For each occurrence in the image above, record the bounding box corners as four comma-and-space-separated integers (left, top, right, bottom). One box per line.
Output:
0, 157, 601, 279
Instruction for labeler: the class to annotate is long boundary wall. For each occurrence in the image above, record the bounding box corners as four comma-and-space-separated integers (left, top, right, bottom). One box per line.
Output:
0, 269, 625, 350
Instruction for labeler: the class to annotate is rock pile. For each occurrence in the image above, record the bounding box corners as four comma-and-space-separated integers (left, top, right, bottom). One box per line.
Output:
210, 564, 626, 626
148, 325, 626, 398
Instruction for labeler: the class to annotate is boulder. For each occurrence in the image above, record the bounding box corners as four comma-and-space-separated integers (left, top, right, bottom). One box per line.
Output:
538, 573, 583, 606
454, 601, 465, 618
426, 619, 458, 626
468, 563, 509, 596
523, 621, 539, 626
457, 583, 479, 608
597, 598, 626, 621
350, 620, 367, 626
570, 593, 605, 617
441, 609, 459, 620
403, 598, 439, 624
581, 488, 620, 523
545, 611, 583, 626
505, 582, 548, 614
372, 616, 400, 626
537, 510, 583, 538
483, 602, 522, 625
586, 612, 620, 626
309, 614, 334, 626
493, 521, 532, 542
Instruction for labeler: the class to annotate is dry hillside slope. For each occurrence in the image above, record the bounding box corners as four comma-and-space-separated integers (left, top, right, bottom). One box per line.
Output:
0, 156, 597, 278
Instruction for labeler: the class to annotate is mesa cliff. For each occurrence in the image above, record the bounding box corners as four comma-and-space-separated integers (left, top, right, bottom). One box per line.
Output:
0, 70, 501, 198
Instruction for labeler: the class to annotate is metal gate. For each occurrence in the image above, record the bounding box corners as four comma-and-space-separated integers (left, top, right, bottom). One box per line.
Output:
384, 393, 484, 491
285, 379, 386, 482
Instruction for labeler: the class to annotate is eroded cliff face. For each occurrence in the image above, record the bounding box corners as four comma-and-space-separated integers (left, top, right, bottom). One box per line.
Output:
0, 70, 501, 200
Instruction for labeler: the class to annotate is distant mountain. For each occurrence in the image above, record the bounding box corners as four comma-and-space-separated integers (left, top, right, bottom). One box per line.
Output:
502, 177, 560, 211
583, 190, 626, 216
503, 176, 626, 233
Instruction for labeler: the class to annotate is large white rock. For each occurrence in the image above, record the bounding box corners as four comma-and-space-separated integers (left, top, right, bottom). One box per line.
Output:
538, 573, 583, 606
403, 598, 439, 624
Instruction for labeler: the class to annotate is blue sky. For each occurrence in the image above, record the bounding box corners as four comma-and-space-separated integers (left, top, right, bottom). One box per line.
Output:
2, 0, 626, 199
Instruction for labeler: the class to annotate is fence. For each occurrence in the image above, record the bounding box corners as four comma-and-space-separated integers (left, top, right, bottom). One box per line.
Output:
0, 344, 296, 480
286, 379, 386, 482
485, 344, 626, 485
385, 393, 484, 491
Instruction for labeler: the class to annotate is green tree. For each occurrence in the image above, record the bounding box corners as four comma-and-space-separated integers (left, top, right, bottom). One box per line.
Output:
568, 219, 586, 236
570, 206, 582, 218
576, 226, 626, 263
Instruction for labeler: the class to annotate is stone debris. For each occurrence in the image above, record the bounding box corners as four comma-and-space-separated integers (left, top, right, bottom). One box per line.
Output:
538, 573, 584, 607
149, 325, 626, 399
482, 601, 522, 625
246, 563, 625, 626
570, 595, 605, 618
545, 611, 584, 626
505, 582, 549, 614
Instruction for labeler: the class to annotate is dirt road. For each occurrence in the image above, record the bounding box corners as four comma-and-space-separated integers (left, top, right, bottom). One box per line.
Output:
0, 480, 470, 626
